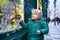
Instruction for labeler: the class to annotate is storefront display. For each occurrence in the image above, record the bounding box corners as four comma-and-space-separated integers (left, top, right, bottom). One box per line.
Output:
0, 0, 24, 34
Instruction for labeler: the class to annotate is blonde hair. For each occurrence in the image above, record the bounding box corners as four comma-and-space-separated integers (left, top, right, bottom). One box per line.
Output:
31, 9, 42, 15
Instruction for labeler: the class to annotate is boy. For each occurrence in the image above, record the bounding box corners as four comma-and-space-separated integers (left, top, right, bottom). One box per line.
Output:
19, 9, 49, 40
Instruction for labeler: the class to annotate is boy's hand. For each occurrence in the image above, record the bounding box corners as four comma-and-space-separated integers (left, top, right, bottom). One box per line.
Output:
17, 18, 22, 23
37, 30, 41, 35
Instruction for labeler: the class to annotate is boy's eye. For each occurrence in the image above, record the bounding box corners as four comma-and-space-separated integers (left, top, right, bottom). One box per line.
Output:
32, 12, 37, 15
34, 12, 37, 15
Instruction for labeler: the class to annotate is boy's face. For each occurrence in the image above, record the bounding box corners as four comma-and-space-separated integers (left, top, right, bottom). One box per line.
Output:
31, 10, 41, 20
31, 9, 42, 20
32, 12, 38, 20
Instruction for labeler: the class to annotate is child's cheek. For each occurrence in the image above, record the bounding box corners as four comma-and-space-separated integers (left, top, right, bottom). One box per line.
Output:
32, 15, 37, 20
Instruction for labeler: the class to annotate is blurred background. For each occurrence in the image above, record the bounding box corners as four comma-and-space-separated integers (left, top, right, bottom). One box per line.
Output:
0, 0, 60, 40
